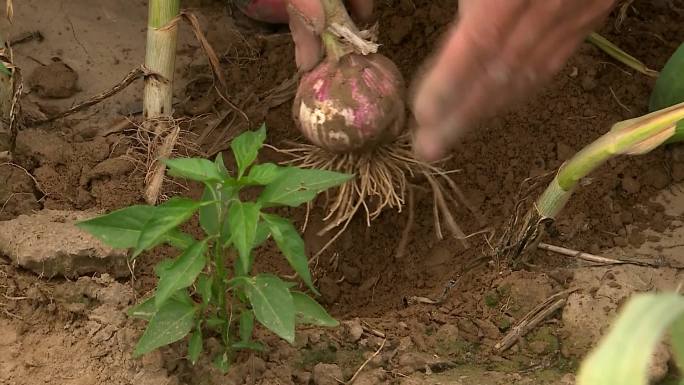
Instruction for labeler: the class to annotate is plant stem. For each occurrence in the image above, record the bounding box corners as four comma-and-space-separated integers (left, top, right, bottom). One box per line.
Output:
0, 36, 14, 155
586, 32, 659, 78
143, 0, 180, 125
537, 102, 684, 219
318, 0, 377, 62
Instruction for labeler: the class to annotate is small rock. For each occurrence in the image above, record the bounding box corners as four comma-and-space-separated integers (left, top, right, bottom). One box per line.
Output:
397, 352, 430, 373
589, 243, 601, 255
613, 236, 628, 247
142, 350, 165, 371
292, 370, 312, 385
435, 323, 459, 344
352, 369, 387, 385
621, 177, 641, 194
85, 156, 135, 185
340, 263, 361, 285
0, 210, 129, 278
397, 352, 452, 374
473, 319, 502, 340
643, 169, 671, 190
245, 355, 267, 377
581, 75, 598, 91
312, 363, 343, 385
342, 318, 364, 343
620, 211, 634, 225
318, 276, 341, 305
560, 373, 576, 385
28, 60, 79, 98
673, 162, 684, 182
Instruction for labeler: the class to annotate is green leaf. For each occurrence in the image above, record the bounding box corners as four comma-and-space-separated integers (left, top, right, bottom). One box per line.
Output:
292, 291, 339, 327
254, 220, 271, 248
215, 153, 229, 177
244, 163, 284, 185
227, 201, 261, 273
650, 42, 684, 112
163, 229, 195, 250
196, 274, 213, 306
213, 352, 231, 373
127, 296, 156, 321
134, 198, 202, 257
231, 124, 266, 178
205, 317, 226, 330
164, 157, 223, 183
239, 310, 255, 342
77, 205, 157, 249
576, 293, 684, 385
133, 299, 197, 357
155, 240, 208, 309
671, 316, 684, 374
199, 185, 220, 236
242, 274, 295, 344
258, 167, 352, 208
262, 214, 316, 293
155, 259, 174, 278
188, 328, 203, 365
0, 62, 11, 77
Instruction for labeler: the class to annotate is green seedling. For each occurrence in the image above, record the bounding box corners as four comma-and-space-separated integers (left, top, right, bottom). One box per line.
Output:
78, 125, 352, 372
500, 42, 684, 260
577, 293, 684, 385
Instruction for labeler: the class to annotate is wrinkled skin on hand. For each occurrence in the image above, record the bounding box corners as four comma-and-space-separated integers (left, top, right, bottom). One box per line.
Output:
287, 0, 617, 160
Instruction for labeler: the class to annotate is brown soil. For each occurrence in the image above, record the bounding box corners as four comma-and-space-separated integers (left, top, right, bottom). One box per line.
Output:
1, 1, 684, 384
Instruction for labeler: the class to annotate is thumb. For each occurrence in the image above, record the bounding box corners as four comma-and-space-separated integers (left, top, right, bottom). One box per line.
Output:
287, 0, 326, 72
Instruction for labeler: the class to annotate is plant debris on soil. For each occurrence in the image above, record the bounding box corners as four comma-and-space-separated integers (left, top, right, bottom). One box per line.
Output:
1, 0, 684, 384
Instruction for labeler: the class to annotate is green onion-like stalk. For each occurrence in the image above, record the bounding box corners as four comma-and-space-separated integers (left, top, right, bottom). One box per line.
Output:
501, 103, 684, 260
143, 0, 180, 124
587, 32, 659, 78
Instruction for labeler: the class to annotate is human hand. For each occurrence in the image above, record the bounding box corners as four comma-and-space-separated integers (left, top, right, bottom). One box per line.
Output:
286, 0, 374, 71
412, 0, 617, 161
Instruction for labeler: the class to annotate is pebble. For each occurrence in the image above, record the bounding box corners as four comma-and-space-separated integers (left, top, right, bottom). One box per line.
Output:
318, 276, 341, 305
643, 169, 671, 190
620, 211, 634, 225
435, 323, 459, 343
312, 363, 344, 385
673, 162, 684, 182
292, 370, 312, 385
340, 263, 361, 285
621, 176, 641, 194
581, 75, 598, 91
342, 318, 364, 343
613, 236, 629, 247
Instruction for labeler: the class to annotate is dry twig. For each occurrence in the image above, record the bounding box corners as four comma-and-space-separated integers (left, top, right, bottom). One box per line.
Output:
31, 66, 151, 125
346, 338, 386, 384
495, 289, 577, 353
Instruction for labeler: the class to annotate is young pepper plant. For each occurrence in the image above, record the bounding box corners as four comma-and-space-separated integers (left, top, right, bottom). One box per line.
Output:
77, 124, 352, 372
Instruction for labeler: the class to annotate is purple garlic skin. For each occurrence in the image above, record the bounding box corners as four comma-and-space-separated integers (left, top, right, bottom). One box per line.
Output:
293, 53, 407, 153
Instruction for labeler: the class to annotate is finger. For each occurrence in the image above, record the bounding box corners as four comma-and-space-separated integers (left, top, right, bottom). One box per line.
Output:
288, 0, 325, 33
346, 0, 373, 23
287, 1, 325, 71
412, 1, 528, 160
